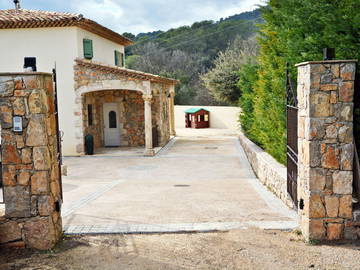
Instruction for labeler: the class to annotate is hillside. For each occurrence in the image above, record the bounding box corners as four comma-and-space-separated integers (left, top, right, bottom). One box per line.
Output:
123, 8, 262, 105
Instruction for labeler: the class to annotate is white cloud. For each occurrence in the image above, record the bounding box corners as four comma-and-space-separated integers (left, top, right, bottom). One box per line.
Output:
0, 0, 264, 34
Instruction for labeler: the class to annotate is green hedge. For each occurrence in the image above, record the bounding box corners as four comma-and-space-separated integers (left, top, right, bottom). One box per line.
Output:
238, 0, 360, 164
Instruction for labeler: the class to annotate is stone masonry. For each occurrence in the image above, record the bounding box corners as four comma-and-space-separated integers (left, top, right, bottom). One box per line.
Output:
0, 73, 62, 250
296, 60, 357, 241
74, 59, 176, 155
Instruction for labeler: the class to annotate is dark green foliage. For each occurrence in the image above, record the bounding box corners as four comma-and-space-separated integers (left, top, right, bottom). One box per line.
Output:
239, 0, 360, 164
238, 62, 259, 143
125, 9, 262, 105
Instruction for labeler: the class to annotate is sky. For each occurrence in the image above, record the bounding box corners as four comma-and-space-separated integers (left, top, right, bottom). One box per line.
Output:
0, 0, 264, 35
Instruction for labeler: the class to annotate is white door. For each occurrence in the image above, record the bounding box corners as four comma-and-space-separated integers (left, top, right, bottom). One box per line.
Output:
103, 103, 121, 146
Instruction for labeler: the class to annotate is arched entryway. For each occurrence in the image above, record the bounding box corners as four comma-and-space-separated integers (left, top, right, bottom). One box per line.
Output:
82, 89, 146, 153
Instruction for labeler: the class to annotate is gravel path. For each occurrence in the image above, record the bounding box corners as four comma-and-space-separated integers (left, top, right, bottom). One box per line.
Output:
1, 228, 360, 270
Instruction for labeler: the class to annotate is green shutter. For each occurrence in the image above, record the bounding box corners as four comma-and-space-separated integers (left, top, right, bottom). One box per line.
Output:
115, 51, 124, 67
83, 39, 93, 59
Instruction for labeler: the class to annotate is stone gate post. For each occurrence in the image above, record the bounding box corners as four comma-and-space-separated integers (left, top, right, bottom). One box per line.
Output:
296, 60, 357, 241
0, 72, 62, 250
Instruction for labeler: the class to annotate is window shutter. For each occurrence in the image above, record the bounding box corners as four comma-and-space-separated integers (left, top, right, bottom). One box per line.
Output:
114, 51, 119, 66
120, 52, 124, 67
83, 39, 93, 59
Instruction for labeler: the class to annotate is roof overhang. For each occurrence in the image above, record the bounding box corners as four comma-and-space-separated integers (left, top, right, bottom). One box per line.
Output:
75, 58, 179, 85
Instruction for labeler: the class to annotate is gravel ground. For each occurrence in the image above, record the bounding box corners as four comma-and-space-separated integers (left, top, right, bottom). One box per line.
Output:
1, 228, 360, 270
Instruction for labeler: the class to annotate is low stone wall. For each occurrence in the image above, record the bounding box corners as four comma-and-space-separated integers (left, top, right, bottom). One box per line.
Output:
238, 132, 295, 209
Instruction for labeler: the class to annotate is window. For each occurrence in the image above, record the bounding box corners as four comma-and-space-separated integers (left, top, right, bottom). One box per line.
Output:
205, 115, 209, 122
114, 50, 124, 67
109, 111, 117, 128
200, 115, 205, 122
198, 115, 201, 122
83, 39, 93, 59
87, 104, 93, 126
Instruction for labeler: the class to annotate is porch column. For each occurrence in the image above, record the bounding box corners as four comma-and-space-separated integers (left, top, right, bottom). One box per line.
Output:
169, 87, 176, 136
143, 94, 155, 156
296, 60, 357, 241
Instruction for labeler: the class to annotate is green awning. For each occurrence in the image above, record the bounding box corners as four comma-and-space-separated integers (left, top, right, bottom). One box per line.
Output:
184, 108, 210, 114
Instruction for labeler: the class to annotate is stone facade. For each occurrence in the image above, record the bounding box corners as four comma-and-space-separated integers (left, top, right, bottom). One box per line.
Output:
296, 60, 357, 241
83, 90, 145, 148
0, 73, 62, 250
239, 132, 295, 209
74, 59, 176, 154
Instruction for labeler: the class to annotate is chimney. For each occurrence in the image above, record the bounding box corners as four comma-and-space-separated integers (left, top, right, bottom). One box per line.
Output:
14, 0, 21, 10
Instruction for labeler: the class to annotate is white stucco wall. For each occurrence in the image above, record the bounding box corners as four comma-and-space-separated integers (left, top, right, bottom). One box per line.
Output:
175, 105, 241, 131
76, 28, 125, 66
0, 26, 127, 155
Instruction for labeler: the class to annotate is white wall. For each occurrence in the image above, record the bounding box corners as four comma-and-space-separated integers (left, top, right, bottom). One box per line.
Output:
0, 26, 127, 155
0, 27, 79, 155
175, 105, 241, 131
76, 28, 125, 66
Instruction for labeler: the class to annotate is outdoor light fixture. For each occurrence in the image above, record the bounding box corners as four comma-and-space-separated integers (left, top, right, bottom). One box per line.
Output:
24, 57, 37, 72
323, 48, 335, 60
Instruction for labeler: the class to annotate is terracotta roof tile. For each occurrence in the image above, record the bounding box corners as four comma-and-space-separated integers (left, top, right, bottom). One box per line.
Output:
0, 9, 133, 46
75, 58, 179, 85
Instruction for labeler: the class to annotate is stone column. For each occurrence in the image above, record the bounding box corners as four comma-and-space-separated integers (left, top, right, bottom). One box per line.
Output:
143, 94, 154, 156
296, 60, 357, 241
0, 73, 62, 250
169, 87, 176, 137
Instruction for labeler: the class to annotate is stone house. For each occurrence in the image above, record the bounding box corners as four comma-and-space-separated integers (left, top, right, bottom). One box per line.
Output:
0, 8, 177, 156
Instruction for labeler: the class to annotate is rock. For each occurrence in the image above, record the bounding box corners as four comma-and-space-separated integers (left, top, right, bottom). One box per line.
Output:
309, 219, 326, 240
339, 104, 353, 122
2, 144, 21, 165
31, 171, 49, 195
33, 146, 51, 170
309, 168, 326, 191
330, 91, 337, 104
15, 135, 25, 149
338, 125, 353, 143
333, 171, 352, 194
13, 98, 25, 115
2, 165, 16, 186
339, 81, 354, 102
322, 145, 340, 169
310, 92, 331, 117
4, 186, 31, 218
0, 101, 13, 129
21, 148, 32, 164
28, 89, 49, 114
309, 194, 325, 218
23, 217, 57, 250
325, 124, 337, 139
320, 84, 337, 91
327, 223, 343, 240
26, 114, 47, 146
38, 195, 54, 216
340, 63, 356, 81
18, 171, 30, 186
0, 221, 22, 244
0, 80, 14, 97
339, 195, 352, 218
324, 196, 339, 218
340, 144, 353, 171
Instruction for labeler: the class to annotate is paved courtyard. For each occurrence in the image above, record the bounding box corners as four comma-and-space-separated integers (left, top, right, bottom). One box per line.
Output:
62, 129, 297, 234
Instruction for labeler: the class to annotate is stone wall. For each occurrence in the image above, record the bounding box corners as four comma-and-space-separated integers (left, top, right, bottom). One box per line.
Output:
0, 73, 62, 250
83, 90, 145, 147
74, 61, 172, 153
239, 132, 295, 209
296, 60, 357, 241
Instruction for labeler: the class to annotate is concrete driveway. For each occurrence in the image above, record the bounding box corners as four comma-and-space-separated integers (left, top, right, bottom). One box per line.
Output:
62, 130, 297, 234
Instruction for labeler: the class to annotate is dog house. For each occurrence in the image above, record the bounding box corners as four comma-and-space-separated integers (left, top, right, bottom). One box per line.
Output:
185, 108, 210, 129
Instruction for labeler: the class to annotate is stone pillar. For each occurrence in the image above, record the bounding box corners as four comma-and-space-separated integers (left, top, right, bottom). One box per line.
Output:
296, 60, 357, 241
0, 73, 62, 250
169, 87, 176, 137
143, 94, 154, 156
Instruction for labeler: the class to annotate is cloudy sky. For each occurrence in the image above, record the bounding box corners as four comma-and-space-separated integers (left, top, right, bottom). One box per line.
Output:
0, 0, 264, 34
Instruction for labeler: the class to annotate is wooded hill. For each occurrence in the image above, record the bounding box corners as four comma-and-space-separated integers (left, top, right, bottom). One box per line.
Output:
123, 9, 262, 105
